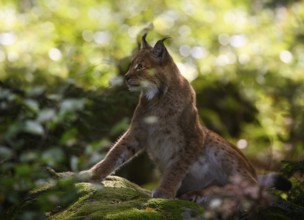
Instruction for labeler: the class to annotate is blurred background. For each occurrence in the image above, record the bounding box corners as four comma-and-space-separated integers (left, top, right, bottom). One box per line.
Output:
0, 0, 303, 218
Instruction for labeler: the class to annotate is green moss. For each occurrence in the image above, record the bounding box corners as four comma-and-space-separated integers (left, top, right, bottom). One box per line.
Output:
11, 176, 205, 219
16, 175, 303, 220
51, 178, 154, 219
29, 182, 56, 195
144, 198, 205, 220
51, 186, 155, 220
51, 187, 204, 220
102, 176, 150, 195
48, 176, 204, 220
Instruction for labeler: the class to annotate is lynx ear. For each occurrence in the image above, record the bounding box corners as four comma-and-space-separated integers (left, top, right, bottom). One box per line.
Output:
141, 33, 152, 50
152, 37, 170, 59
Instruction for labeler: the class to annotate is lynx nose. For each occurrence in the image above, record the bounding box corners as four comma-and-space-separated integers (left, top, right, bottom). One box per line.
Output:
125, 72, 133, 86
125, 73, 131, 82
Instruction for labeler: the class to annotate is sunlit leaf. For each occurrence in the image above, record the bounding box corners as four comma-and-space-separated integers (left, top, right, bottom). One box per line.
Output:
24, 120, 44, 135
24, 99, 39, 112
37, 108, 55, 122
60, 128, 77, 146
20, 151, 38, 162
42, 148, 65, 167
26, 87, 45, 96
60, 99, 86, 114
0, 145, 13, 160
70, 155, 79, 172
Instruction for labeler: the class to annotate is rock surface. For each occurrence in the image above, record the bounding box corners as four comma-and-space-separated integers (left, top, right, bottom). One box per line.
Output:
19, 176, 205, 220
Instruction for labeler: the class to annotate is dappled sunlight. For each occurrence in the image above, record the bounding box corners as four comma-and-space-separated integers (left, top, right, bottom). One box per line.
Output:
48, 48, 62, 61
237, 139, 248, 149
0, 32, 17, 46
279, 50, 293, 64
0, 0, 303, 219
176, 62, 198, 82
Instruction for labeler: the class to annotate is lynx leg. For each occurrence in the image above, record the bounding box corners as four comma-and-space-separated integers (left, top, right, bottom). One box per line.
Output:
80, 128, 144, 182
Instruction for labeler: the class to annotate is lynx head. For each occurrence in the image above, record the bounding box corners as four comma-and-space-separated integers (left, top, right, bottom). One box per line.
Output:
125, 33, 172, 100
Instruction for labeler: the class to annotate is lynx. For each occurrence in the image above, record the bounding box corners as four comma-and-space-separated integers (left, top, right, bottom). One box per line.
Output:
79, 33, 290, 203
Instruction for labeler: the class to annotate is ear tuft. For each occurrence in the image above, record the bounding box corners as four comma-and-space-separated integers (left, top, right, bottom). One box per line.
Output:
141, 33, 152, 50
153, 37, 170, 59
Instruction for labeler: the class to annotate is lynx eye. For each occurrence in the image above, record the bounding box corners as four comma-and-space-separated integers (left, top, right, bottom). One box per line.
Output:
135, 63, 144, 70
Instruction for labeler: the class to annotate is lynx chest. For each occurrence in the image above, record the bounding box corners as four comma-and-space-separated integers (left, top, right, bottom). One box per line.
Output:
145, 120, 185, 171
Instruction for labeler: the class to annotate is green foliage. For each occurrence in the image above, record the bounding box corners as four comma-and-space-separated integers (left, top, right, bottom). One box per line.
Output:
282, 160, 304, 177
281, 160, 304, 207
0, 0, 304, 218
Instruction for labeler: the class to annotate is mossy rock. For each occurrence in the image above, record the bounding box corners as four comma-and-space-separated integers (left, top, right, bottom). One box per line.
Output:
14, 176, 205, 220
9, 175, 304, 220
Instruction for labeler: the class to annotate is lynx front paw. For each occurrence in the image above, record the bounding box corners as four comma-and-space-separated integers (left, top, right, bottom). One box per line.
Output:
77, 170, 94, 182
78, 169, 106, 183
152, 188, 174, 199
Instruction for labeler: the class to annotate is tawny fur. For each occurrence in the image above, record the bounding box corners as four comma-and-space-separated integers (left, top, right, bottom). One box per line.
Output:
82, 34, 259, 199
